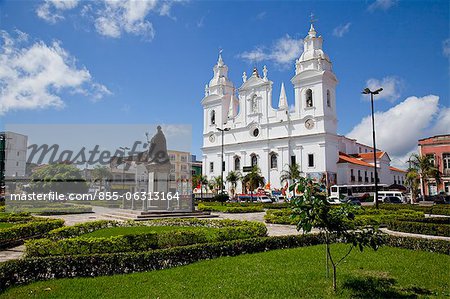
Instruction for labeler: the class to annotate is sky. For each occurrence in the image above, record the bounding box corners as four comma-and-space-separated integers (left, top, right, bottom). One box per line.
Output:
0, 0, 449, 169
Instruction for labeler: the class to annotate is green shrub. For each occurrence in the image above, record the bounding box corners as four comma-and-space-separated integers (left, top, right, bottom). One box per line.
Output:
25, 224, 267, 257
25, 233, 159, 257
354, 209, 424, 226
0, 234, 328, 291
198, 203, 264, 213
1, 234, 448, 292
47, 220, 120, 240
385, 235, 449, 254
0, 219, 65, 249
387, 221, 450, 237
403, 217, 450, 224
264, 209, 299, 225
373, 204, 450, 216
0, 212, 35, 223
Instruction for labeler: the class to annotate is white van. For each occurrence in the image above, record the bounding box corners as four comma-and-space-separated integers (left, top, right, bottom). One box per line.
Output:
377, 191, 406, 203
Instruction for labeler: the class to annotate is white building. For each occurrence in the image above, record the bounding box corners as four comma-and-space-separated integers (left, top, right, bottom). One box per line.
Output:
1, 131, 28, 178
201, 24, 405, 193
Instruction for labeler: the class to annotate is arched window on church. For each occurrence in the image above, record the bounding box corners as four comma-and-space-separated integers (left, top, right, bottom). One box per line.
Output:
270, 153, 278, 169
251, 94, 258, 113
210, 110, 216, 125
326, 90, 331, 107
251, 154, 258, 167
234, 156, 241, 171
306, 89, 313, 107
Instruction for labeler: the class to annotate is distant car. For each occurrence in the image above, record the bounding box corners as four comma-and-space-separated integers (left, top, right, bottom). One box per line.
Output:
327, 196, 341, 205
276, 195, 286, 202
382, 196, 402, 204
257, 196, 273, 203
341, 196, 362, 206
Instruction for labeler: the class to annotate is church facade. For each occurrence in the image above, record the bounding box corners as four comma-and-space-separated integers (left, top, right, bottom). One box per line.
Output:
201, 24, 405, 193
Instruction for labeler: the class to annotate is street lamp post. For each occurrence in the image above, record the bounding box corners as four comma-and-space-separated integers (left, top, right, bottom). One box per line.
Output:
362, 87, 383, 209
119, 146, 130, 209
217, 127, 230, 195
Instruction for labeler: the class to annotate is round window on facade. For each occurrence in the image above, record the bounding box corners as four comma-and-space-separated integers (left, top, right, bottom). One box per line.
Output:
252, 128, 259, 137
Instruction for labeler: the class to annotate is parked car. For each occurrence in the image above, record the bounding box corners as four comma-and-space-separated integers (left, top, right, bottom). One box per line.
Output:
382, 196, 402, 204
257, 196, 272, 203
327, 196, 341, 205
341, 196, 362, 206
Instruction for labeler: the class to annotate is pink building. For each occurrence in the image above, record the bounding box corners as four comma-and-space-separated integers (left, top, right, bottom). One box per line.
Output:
418, 135, 450, 196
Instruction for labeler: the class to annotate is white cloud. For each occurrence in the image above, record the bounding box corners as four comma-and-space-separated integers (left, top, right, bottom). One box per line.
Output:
36, 0, 79, 24
196, 16, 205, 28
368, 0, 397, 12
255, 11, 266, 20
332, 23, 351, 38
0, 30, 111, 115
347, 95, 448, 169
365, 76, 403, 102
36, 0, 184, 40
238, 35, 303, 68
443, 38, 450, 58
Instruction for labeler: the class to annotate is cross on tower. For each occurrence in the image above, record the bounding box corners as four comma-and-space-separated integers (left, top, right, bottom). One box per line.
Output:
310, 12, 317, 24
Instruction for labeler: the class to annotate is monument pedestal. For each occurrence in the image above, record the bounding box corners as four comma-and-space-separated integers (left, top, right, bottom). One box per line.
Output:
144, 162, 172, 211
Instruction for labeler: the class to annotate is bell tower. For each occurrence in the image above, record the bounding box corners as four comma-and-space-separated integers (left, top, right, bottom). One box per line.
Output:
291, 23, 338, 134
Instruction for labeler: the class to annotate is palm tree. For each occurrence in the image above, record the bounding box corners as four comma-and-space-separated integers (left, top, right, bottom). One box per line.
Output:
280, 163, 301, 185
405, 168, 420, 204
199, 175, 208, 201
91, 165, 112, 192
242, 166, 265, 201
409, 153, 441, 201
226, 171, 242, 199
213, 176, 224, 193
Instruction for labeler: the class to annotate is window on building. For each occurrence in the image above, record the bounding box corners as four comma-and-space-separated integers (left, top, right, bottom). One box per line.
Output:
443, 153, 450, 173
251, 154, 258, 167
308, 154, 314, 167
234, 157, 240, 171
291, 155, 296, 166
357, 170, 362, 182
364, 171, 368, 182
359, 147, 361, 153
181, 164, 187, 171
209, 162, 214, 173
169, 154, 175, 161
351, 169, 355, 182
270, 153, 278, 169
306, 89, 313, 107
326, 90, 331, 107
16, 162, 19, 167
17, 151, 19, 156
210, 110, 216, 125
169, 174, 175, 181
426, 154, 435, 166
181, 155, 187, 162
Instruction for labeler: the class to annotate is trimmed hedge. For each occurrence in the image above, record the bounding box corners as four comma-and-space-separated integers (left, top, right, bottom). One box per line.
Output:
27, 222, 268, 257
264, 208, 426, 226
385, 235, 449, 254
387, 221, 450, 237
1, 234, 448, 292
198, 203, 264, 213
0, 212, 35, 223
0, 234, 328, 292
374, 204, 450, 216
0, 219, 65, 249
47, 220, 120, 240
198, 201, 289, 209
264, 209, 298, 225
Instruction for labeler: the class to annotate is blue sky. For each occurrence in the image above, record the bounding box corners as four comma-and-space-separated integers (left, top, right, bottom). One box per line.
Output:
0, 0, 449, 167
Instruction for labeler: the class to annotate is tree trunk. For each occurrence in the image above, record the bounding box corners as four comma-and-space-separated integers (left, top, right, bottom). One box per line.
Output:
325, 235, 330, 278
332, 263, 337, 292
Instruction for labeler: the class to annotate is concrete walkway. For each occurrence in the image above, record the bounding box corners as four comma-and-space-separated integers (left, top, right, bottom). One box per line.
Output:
1, 208, 449, 263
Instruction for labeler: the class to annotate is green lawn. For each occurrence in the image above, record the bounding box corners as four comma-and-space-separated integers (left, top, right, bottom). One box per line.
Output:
80, 225, 217, 238
0, 223, 16, 229
2, 245, 449, 298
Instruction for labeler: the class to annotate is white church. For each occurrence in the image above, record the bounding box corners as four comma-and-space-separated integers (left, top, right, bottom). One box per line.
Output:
201, 23, 406, 193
